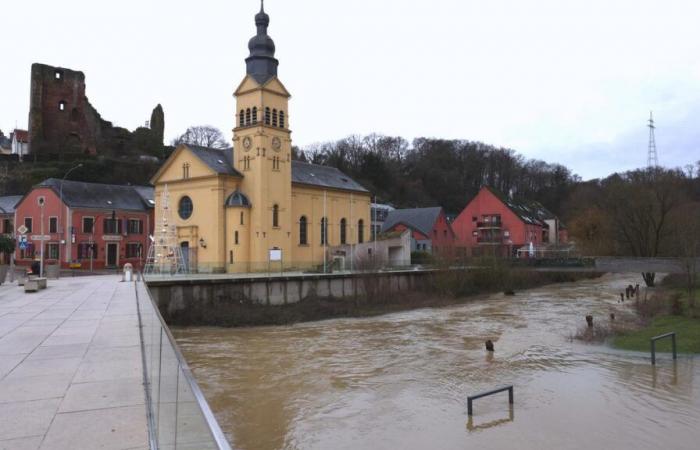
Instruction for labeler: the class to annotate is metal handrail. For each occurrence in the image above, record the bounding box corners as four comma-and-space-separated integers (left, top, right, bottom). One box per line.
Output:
651, 332, 677, 365
467, 385, 514, 416
134, 276, 233, 450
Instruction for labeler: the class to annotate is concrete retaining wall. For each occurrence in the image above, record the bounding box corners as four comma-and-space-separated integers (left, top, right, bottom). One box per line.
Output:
147, 270, 431, 321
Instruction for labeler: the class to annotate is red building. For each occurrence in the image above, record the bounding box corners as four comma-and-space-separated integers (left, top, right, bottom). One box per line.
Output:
381, 207, 456, 255
452, 186, 567, 257
14, 179, 154, 270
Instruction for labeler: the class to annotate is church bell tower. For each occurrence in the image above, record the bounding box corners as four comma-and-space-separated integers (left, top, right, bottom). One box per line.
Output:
233, 1, 293, 264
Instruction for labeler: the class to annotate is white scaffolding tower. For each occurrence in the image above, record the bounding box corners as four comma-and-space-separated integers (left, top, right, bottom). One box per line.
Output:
144, 185, 187, 276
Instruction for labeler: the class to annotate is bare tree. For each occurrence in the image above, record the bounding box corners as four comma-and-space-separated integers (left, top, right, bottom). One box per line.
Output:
172, 125, 229, 149
598, 168, 686, 286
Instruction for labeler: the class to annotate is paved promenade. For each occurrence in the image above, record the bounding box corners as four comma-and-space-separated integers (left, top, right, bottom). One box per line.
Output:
0, 276, 149, 450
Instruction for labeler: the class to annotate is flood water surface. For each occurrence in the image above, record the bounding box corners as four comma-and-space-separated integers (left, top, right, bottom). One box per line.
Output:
174, 274, 700, 450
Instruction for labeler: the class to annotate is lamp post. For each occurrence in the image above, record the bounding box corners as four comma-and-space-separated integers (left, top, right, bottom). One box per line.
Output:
39, 197, 45, 278
60, 163, 83, 268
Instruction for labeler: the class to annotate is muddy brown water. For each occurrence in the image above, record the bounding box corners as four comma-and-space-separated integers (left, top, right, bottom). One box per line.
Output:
173, 273, 700, 450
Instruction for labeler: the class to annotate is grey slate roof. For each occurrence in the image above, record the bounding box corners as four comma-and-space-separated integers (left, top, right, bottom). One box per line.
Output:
0, 195, 22, 214
37, 179, 154, 212
185, 145, 242, 177
291, 161, 368, 193
381, 207, 443, 237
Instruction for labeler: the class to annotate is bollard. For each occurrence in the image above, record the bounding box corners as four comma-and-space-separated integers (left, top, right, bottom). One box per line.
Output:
123, 263, 134, 282
485, 340, 494, 352
586, 315, 593, 327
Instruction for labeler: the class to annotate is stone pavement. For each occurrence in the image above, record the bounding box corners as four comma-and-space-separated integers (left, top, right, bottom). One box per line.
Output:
0, 275, 149, 450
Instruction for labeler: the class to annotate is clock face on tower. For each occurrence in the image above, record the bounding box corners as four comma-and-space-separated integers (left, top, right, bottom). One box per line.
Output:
272, 137, 281, 151
243, 136, 252, 150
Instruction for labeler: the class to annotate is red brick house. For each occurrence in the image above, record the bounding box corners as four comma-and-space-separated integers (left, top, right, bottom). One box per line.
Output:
381, 207, 456, 255
14, 179, 154, 270
452, 186, 567, 257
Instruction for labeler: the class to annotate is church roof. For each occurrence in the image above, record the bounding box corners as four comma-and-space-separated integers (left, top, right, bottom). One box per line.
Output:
186, 145, 242, 177
291, 161, 369, 193
381, 207, 443, 237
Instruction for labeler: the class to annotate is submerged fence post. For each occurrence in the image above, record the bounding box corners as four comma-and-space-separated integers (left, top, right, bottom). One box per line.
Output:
467, 385, 514, 416
650, 332, 677, 365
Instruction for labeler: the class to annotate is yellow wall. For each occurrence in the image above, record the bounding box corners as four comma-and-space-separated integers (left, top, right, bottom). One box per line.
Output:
153, 146, 243, 272
290, 185, 371, 266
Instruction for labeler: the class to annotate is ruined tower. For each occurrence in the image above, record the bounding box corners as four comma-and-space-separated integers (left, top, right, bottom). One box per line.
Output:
28, 63, 104, 158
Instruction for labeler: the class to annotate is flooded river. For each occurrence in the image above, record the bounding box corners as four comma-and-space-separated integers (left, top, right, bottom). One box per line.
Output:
174, 273, 700, 450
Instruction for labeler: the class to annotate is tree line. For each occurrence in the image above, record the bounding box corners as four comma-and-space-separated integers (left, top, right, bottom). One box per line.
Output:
295, 134, 580, 216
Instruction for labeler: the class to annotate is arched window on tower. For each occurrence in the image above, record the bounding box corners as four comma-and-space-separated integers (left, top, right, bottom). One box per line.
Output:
265, 107, 271, 125
299, 216, 307, 245
245, 108, 251, 126
252, 107, 258, 124
272, 204, 279, 228
279, 111, 285, 128
320, 217, 328, 245
358, 219, 364, 243
239, 110, 244, 127
340, 218, 347, 244
272, 109, 278, 127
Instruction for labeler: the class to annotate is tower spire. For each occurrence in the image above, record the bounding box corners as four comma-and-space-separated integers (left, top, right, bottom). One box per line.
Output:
647, 111, 658, 168
246, 0, 278, 84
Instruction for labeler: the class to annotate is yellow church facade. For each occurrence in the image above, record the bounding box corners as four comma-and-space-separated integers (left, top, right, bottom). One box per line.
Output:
150, 3, 371, 273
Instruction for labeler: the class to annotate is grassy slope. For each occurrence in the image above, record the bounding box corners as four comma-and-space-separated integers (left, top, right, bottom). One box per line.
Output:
612, 315, 700, 354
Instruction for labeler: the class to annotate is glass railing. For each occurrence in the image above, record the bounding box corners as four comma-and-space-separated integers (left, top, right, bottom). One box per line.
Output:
143, 259, 416, 279
134, 279, 232, 450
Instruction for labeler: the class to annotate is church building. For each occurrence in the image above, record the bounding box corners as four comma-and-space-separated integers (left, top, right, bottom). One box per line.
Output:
150, 3, 371, 273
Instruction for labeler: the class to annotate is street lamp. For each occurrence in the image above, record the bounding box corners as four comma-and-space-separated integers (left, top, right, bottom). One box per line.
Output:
59, 163, 83, 268
38, 196, 45, 278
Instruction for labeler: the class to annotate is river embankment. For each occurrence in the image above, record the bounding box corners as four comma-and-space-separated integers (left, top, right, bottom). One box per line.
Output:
153, 267, 602, 327
611, 274, 700, 353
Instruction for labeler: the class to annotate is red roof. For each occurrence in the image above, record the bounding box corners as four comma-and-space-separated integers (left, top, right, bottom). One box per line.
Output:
13, 129, 28, 143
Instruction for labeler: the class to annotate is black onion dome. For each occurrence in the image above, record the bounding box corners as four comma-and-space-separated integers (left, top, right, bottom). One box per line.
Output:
245, 1, 279, 84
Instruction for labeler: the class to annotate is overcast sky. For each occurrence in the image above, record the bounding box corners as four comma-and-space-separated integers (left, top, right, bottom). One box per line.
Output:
2, 0, 699, 180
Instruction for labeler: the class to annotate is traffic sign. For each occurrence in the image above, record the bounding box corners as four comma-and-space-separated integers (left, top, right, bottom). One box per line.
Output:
17, 225, 28, 235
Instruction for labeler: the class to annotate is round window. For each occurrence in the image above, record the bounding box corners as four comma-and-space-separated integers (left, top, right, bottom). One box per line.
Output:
178, 196, 193, 220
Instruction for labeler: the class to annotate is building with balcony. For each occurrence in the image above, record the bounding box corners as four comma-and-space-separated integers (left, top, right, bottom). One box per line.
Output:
381, 207, 455, 255
13, 179, 154, 270
452, 186, 567, 257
